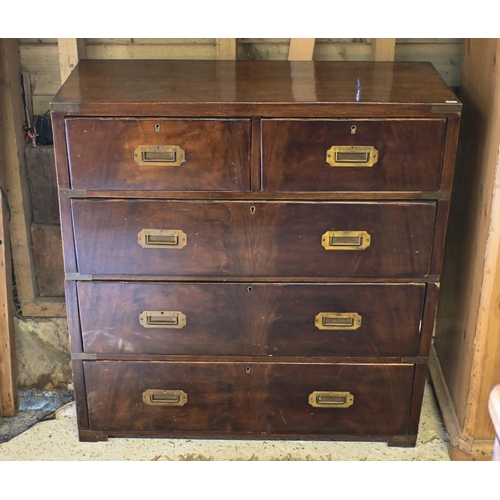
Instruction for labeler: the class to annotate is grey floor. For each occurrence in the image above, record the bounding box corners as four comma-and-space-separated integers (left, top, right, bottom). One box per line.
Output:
0, 381, 451, 461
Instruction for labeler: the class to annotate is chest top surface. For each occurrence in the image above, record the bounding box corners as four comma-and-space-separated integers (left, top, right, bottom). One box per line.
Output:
51, 60, 460, 117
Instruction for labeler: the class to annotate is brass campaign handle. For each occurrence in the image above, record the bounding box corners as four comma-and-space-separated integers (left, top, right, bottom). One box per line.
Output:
321, 230, 371, 250
143, 390, 187, 406
134, 145, 186, 166
315, 312, 362, 330
308, 391, 354, 408
139, 311, 186, 329
326, 146, 378, 167
138, 229, 187, 249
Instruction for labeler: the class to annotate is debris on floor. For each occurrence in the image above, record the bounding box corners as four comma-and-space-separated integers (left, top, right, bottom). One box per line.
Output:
0, 389, 74, 443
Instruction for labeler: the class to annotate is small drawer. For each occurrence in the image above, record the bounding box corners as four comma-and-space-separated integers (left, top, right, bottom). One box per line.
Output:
65, 118, 251, 191
78, 282, 425, 357
84, 361, 414, 437
72, 200, 436, 278
261, 119, 446, 192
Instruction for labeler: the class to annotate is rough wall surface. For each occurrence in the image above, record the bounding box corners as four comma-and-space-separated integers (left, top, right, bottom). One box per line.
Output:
14, 318, 71, 389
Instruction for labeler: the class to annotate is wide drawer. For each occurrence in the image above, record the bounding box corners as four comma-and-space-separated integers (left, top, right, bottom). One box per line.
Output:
84, 361, 415, 437
71, 200, 436, 278
65, 118, 251, 191
78, 282, 425, 357
261, 119, 446, 192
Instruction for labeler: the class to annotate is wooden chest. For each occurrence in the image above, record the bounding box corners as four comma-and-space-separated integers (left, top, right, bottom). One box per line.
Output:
51, 60, 461, 445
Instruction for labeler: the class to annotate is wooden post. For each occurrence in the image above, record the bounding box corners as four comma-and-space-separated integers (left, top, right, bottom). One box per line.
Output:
0, 39, 20, 417
372, 39, 396, 61
0, 191, 18, 417
288, 39, 315, 60
489, 384, 500, 460
216, 39, 237, 60
0, 39, 39, 314
58, 38, 86, 84
432, 38, 500, 460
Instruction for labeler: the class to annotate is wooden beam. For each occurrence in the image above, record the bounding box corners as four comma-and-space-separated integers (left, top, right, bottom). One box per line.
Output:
372, 38, 396, 61
490, 384, 500, 460
1, 39, 39, 314
288, 39, 315, 60
0, 39, 19, 418
216, 39, 237, 60
0, 191, 18, 417
58, 38, 86, 84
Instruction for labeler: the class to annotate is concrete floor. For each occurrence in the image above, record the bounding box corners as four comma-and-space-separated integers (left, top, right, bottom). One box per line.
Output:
0, 381, 451, 461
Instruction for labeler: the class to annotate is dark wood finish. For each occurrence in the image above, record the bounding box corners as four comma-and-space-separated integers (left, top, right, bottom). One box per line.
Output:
52, 60, 459, 117
31, 224, 64, 297
262, 119, 446, 192
51, 60, 461, 445
71, 200, 436, 278
66, 119, 251, 191
250, 117, 261, 192
65, 280, 83, 353
25, 144, 59, 224
71, 359, 89, 430
408, 364, 429, 437
77, 282, 425, 357
58, 196, 78, 274
418, 282, 440, 357
429, 199, 451, 277
51, 113, 71, 190
63, 190, 451, 201
84, 361, 414, 437
440, 113, 462, 192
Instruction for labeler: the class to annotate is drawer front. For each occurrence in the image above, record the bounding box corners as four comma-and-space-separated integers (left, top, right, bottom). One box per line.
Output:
72, 200, 436, 278
262, 119, 446, 192
78, 282, 425, 357
65, 118, 251, 191
84, 361, 414, 437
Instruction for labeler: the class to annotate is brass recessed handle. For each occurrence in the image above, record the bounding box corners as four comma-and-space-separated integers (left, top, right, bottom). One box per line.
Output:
143, 390, 187, 406
326, 146, 378, 167
315, 312, 362, 330
308, 391, 354, 408
138, 229, 187, 249
139, 311, 187, 329
321, 230, 371, 250
134, 145, 186, 166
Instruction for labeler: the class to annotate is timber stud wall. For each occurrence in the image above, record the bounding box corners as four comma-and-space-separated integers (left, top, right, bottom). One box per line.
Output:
8, 38, 463, 317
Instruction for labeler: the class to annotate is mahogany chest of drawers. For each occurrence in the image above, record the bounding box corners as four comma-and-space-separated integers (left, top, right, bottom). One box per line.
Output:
51, 60, 461, 445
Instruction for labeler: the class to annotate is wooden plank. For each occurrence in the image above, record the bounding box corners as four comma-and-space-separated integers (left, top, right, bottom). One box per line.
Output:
0, 43, 19, 414
489, 384, 500, 460
86, 38, 214, 45
25, 144, 59, 225
216, 39, 237, 60
31, 224, 65, 297
86, 43, 216, 60
57, 38, 86, 84
288, 39, 315, 60
433, 39, 500, 456
21, 299, 66, 317
372, 38, 396, 61
0, 40, 19, 416
1, 39, 38, 314
0, 191, 18, 417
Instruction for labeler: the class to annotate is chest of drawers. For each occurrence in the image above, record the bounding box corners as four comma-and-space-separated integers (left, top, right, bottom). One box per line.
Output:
51, 60, 461, 445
